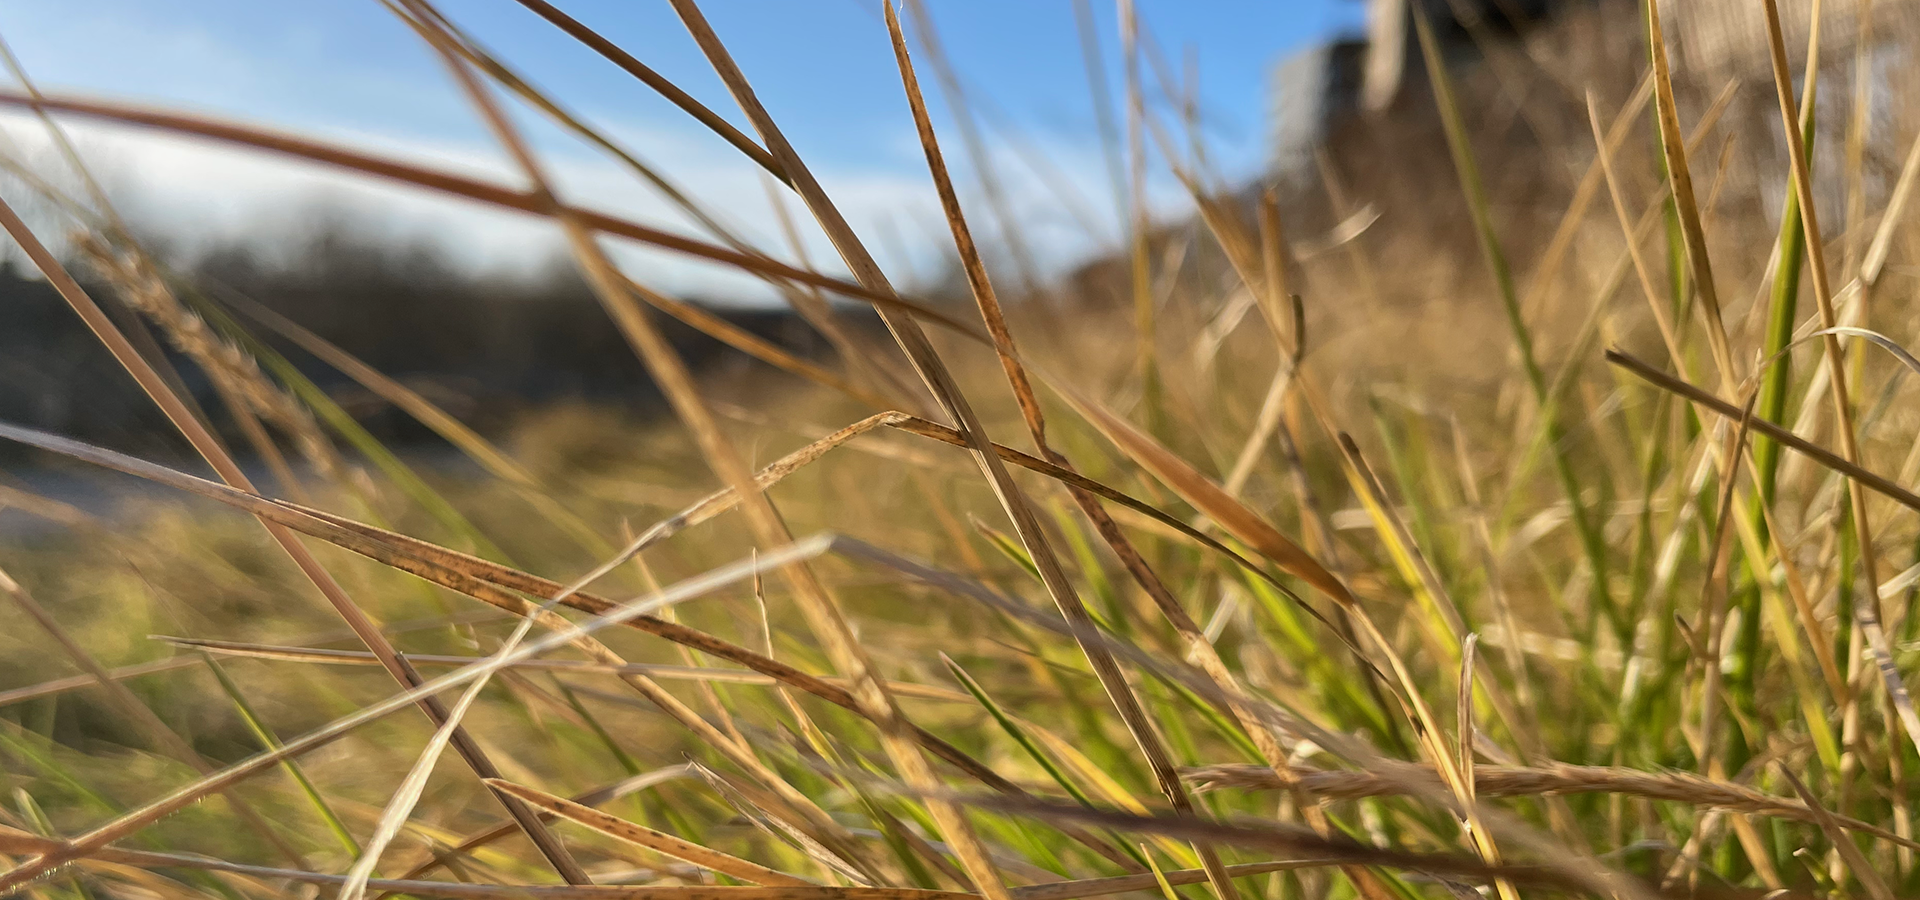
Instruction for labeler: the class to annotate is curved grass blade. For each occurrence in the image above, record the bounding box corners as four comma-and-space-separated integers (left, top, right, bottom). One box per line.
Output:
0, 90, 988, 343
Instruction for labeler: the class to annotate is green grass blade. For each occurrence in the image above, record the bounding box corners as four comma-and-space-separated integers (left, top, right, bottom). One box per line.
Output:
941, 654, 1100, 810
201, 655, 361, 858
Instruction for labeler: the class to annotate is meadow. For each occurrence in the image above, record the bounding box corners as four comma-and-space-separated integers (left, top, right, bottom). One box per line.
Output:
0, 0, 1918, 898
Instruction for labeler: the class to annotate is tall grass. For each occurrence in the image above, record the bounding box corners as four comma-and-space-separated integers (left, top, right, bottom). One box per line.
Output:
0, 1, 1918, 898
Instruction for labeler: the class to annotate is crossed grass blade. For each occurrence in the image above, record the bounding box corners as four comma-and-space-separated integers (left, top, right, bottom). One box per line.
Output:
1185, 760, 1918, 849
380, 767, 695, 892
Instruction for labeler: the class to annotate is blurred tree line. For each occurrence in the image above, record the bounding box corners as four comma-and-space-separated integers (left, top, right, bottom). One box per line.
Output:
0, 225, 867, 464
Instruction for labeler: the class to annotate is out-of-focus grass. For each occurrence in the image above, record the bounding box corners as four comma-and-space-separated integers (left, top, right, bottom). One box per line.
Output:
0, 1, 1918, 898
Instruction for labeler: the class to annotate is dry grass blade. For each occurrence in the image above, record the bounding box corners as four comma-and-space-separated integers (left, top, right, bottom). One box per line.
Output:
1452, 635, 1511, 900
1862, 125, 1920, 287
1222, 353, 1296, 498
488, 779, 815, 886
693, 763, 877, 886
1335, 433, 1466, 642
616, 274, 896, 410
0, 482, 98, 531
1587, 92, 1685, 365
505, 0, 787, 183
1644, 0, 1737, 390
1775, 765, 1895, 900
0, 611, 514, 711
0, 657, 200, 708
164, 638, 970, 702
1517, 71, 1655, 318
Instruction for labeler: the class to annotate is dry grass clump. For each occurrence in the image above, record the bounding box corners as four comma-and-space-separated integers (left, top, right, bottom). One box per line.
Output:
0, 1, 1918, 899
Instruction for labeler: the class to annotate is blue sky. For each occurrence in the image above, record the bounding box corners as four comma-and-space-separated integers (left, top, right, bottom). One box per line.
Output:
0, 0, 1361, 299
